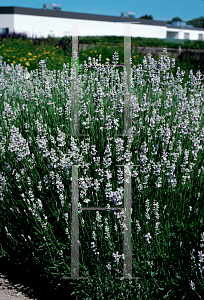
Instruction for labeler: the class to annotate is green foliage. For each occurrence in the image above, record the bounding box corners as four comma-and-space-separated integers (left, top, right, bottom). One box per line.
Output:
139, 14, 153, 20
186, 17, 204, 29
172, 17, 183, 22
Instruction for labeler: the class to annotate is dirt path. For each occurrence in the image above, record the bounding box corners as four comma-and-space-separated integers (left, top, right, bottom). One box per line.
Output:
0, 272, 35, 300
0, 256, 76, 300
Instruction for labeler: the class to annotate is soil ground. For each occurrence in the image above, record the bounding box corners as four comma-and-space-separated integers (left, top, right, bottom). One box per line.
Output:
0, 255, 77, 300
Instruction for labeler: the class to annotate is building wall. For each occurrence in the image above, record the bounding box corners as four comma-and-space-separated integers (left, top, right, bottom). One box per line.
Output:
166, 25, 204, 41
1, 14, 168, 39
0, 14, 14, 35
0, 7, 204, 41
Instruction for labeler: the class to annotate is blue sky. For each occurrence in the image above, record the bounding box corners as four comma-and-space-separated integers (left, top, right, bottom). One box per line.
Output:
2, 0, 204, 22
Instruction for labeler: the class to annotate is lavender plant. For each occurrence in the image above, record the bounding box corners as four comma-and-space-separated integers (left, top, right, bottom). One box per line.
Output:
0, 48, 204, 299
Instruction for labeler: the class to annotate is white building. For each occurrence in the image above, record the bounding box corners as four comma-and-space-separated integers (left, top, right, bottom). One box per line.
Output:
0, 6, 204, 41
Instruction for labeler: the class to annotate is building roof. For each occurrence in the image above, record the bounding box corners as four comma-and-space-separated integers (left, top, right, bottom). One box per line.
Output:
166, 24, 204, 31
1, 6, 204, 33
0, 6, 167, 26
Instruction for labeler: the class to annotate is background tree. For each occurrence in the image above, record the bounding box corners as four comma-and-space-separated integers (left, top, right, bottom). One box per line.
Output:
172, 17, 183, 22
186, 16, 204, 28
139, 14, 153, 20
166, 17, 183, 25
